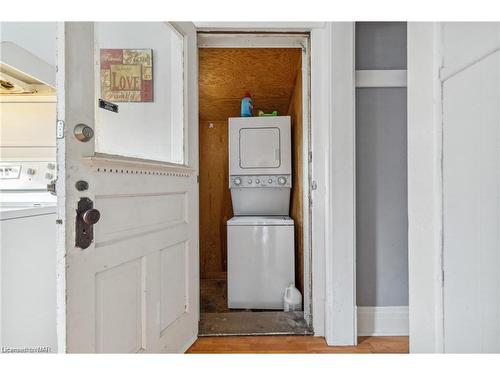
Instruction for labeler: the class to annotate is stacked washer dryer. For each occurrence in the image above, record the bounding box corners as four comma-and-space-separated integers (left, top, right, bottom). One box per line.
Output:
227, 116, 295, 309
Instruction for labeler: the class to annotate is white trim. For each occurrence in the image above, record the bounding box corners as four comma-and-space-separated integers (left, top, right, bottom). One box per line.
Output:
314, 22, 357, 346
179, 334, 197, 353
197, 33, 307, 49
357, 306, 409, 336
194, 22, 325, 32
407, 22, 444, 353
55, 21, 67, 354
355, 70, 407, 88
301, 35, 312, 326
310, 28, 326, 338
83, 153, 195, 174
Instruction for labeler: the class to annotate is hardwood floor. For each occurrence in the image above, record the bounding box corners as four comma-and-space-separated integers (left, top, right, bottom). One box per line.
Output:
186, 335, 409, 354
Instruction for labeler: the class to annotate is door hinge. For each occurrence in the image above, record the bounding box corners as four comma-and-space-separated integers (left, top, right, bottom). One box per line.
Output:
311, 180, 318, 191
56, 120, 65, 139
197, 175, 199, 183
308, 151, 313, 163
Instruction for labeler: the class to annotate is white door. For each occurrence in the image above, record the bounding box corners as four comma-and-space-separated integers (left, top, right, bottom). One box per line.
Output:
56, 22, 199, 353
442, 22, 500, 352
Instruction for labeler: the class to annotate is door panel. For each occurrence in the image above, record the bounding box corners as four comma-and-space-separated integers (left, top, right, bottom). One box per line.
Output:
57, 22, 198, 353
95, 258, 143, 353
443, 48, 500, 352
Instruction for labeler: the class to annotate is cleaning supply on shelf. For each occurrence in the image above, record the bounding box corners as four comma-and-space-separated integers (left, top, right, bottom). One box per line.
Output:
283, 283, 302, 312
258, 110, 278, 117
240, 92, 253, 117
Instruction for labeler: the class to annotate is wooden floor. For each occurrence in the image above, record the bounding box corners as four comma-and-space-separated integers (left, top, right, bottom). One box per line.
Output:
187, 335, 409, 354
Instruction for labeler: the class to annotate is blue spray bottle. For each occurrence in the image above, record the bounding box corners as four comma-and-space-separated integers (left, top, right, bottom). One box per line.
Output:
240, 91, 253, 117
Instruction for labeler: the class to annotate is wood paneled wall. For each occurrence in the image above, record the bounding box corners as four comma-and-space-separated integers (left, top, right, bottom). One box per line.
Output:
288, 63, 304, 294
199, 49, 304, 297
199, 49, 302, 121
199, 120, 233, 279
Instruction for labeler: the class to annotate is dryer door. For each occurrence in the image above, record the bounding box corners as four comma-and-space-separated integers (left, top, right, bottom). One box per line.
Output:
240, 127, 281, 168
229, 116, 291, 176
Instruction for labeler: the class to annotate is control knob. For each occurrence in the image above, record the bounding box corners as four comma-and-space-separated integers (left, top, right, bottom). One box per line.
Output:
233, 177, 242, 186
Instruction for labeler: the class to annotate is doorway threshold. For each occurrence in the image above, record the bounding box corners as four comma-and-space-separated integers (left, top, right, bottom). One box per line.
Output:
199, 311, 313, 336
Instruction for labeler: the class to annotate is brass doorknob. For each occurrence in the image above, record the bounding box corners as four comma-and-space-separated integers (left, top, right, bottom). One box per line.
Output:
74, 123, 94, 142
82, 208, 100, 225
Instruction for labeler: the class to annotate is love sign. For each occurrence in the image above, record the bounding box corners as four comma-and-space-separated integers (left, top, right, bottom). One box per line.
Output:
100, 49, 153, 102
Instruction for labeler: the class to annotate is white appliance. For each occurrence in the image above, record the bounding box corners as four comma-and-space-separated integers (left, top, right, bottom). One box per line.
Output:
227, 116, 295, 310
0, 161, 57, 351
229, 116, 292, 216
227, 216, 295, 309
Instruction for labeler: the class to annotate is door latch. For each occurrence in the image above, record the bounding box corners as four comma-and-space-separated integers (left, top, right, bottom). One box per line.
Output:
75, 197, 100, 249
47, 179, 57, 195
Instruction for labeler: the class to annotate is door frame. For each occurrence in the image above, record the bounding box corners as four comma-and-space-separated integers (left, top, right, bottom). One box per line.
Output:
407, 22, 445, 353
197, 31, 313, 326
195, 22, 357, 345
55, 22, 359, 350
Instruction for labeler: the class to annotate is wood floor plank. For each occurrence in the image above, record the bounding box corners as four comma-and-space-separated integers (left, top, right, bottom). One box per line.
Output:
186, 336, 409, 354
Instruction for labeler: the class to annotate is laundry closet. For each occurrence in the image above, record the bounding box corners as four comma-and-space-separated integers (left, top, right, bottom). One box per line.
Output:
198, 45, 310, 335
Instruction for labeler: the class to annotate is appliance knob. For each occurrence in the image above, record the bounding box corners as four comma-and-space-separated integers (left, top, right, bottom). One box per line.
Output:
45, 172, 54, 180
248, 179, 252, 184
26, 168, 36, 175
255, 179, 260, 184
47, 163, 56, 170
278, 176, 287, 185
233, 177, 242, 185
268, 178, 273, 184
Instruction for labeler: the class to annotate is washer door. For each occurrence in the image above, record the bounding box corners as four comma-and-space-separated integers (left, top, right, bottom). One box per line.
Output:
239, 127, 280, 168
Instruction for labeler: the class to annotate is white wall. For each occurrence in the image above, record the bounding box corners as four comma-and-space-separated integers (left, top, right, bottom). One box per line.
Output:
0, 22, 56, 66
355, 22, 408, 308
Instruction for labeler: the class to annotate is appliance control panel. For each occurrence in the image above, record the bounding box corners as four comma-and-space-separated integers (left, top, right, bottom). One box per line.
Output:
229, 174, 291, 188
0, 161, 57, 191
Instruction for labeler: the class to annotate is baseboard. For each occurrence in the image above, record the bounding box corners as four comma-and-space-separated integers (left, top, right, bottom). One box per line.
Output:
357, 306, 409, 336
180, 333, 198, 353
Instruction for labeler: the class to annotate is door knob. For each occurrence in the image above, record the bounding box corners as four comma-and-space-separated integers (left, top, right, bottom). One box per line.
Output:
74, 123, 94, 142
75, 197, 99, 249
82, 208, 100, 225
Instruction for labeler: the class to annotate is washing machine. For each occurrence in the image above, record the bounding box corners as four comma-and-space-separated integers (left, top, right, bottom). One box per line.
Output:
227, 216, 295, 309
228, 116, 292, 215
227, 116, 295, 309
